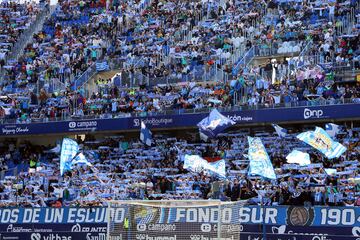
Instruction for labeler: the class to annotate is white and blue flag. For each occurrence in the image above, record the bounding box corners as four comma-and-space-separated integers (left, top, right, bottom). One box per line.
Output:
297, 127, 346, 159
197, 109, 235, 140
247, 137, 276, 179
325, 168, 337, 176
140, 121, 152, 146
325, 123, 341, 138
272, 124, 287, 138
60, 138, 91, 175
183, 154, 226, 178
96, 61, 109, 72
286, 150, 310, 166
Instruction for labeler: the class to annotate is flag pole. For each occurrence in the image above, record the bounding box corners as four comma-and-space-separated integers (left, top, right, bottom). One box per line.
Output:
67, 151, 105, 184
90, 165, 105, 184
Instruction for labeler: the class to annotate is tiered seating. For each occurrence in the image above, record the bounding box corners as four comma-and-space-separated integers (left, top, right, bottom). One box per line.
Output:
0, 126, 359, 206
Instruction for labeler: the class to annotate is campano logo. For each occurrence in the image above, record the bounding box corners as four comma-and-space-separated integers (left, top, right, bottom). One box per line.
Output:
71, 223, 81, 232
69, 122, 76, 128
200, 224, 211, 232
304, 108, 324, 119
137, 224, 146, 232
31, 233, 41, 240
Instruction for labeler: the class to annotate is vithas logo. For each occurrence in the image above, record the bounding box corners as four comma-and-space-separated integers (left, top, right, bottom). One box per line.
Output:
31, 233, 41, 240
31, 233, 72, 240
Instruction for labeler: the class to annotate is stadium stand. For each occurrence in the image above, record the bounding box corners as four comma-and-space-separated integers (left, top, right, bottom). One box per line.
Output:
0, 125, 359, 207
0, 0, 359, 239
0, 0, 358, 210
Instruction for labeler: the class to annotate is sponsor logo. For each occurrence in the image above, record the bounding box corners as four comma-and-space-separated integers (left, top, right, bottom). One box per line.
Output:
6, 224, 32, 232
227, 114, 253, 122
200, 224, 211, 232
190, 235, 230, 240
71, 224, 81, 232
137, 224, 146, 231
136, 234, 177, 240
86, 233, 106, 240
312, 236, 331, 240
286, 207, 314, 226
147, 224, 176, 232
68, 121, 97, 131
272, 225, 286, 234
2, 126, 29, 135
31, 233, 41, 240
134, 119, 140, 127
31, 233, 71, 240
272, 225, 331, 239
353, 226, 360, 237
71, 224, 106, 233
134, 118, 173, 127
304, 108, 324, 119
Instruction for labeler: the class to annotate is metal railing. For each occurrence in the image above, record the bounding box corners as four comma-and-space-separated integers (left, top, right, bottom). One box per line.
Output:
335, 11, 357, 36
73, 63, 97, 92
232, 46, 255, 76
253, 41, 304, 57
299, 54, 358, 74
1, 97, 359, 125
0, 3, 50, 82
117, 63, 224, 89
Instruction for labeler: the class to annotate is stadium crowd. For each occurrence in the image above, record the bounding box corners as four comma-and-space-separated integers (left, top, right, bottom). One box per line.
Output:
0, 0, 358, 208
0, 0, 43, 65
0, 125, 359, 207
0, 78, 360, 123
0, 0, 358, 123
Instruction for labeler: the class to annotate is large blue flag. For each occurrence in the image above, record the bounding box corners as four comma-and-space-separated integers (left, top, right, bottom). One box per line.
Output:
247, 137, 276, 179
140, 121, 152, 146
197, 109, 235, 140
60, 138, 91, 175
297, 127, 346, 159
183, 154, 226, 178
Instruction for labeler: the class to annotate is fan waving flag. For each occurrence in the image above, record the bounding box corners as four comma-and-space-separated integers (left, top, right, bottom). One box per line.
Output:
272, 124, 287, 137
60, 138, 91, 175
325, 123, 341, 138
286, 150, 310, 166
297, 127, 346, 159
247, 137, 276, 179
140, 121, 152, 146
197, 109, 235, 141
183, 154, 226, 178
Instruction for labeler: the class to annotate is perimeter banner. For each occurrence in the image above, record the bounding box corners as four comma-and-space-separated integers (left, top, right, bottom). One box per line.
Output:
0, 206, 360, 240
0, 104, 359, 136
0, 206, 359, 226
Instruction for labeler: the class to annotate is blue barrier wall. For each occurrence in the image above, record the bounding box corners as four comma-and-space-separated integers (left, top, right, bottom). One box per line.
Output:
0, 206, 360, 240
1, 104, 359, 136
